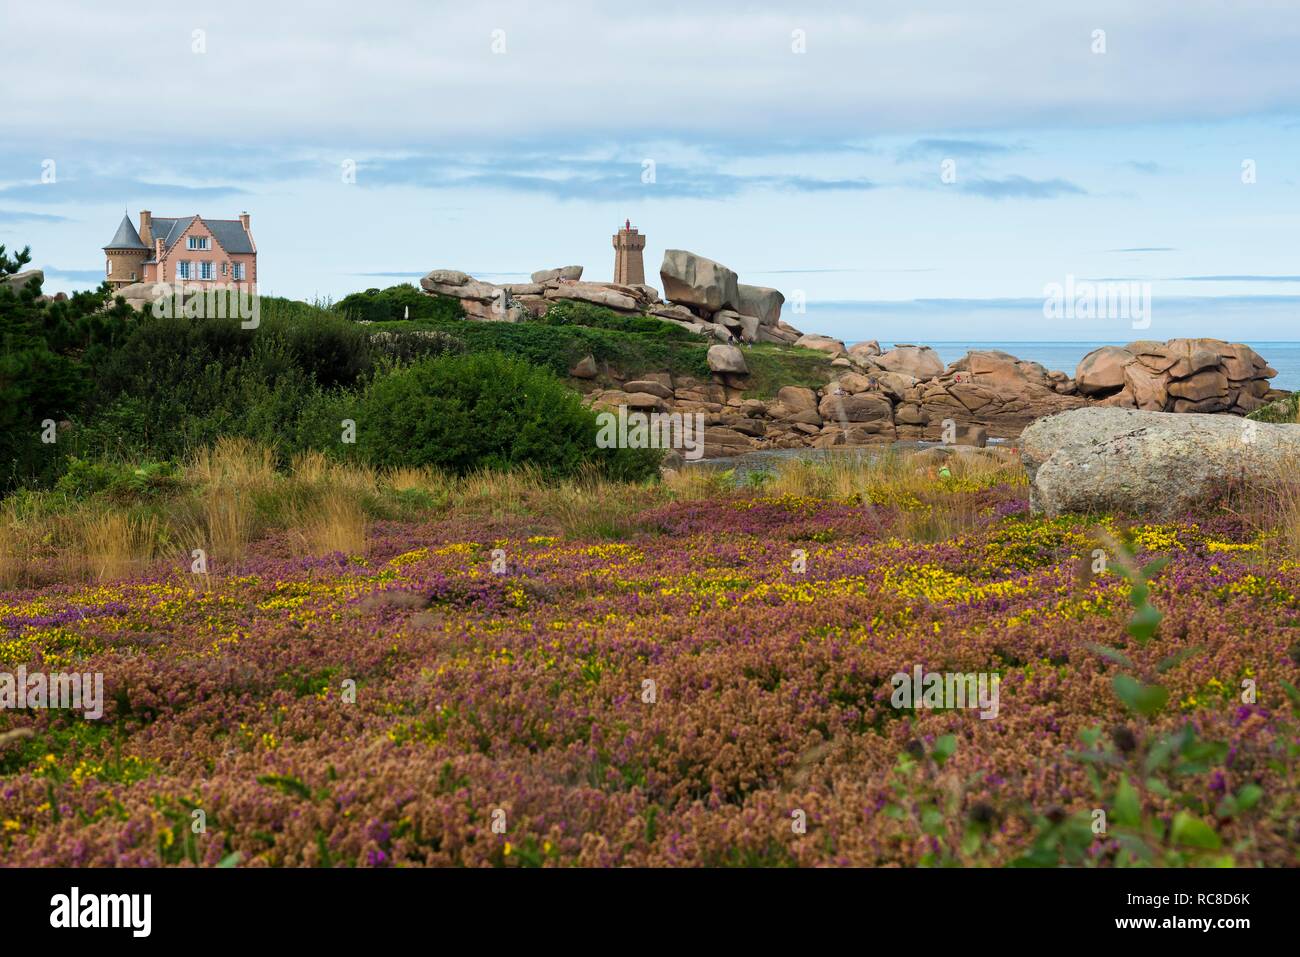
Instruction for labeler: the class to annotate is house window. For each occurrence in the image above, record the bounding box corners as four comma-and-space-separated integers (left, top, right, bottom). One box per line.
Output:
233, 262, 246, 280
130, 272, 137, 281
107, 259, 113, 276
200, 261, 214, 280
177, 261, 191, 280
221, 262, 228, 277
187, 236, 210, 250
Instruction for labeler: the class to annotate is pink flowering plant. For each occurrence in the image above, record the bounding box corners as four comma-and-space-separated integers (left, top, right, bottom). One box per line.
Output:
1, 456, 1298, 867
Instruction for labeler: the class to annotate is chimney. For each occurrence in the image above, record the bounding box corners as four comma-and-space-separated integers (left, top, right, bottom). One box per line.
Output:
139, 210, 152, 246
239, 211, 250, 233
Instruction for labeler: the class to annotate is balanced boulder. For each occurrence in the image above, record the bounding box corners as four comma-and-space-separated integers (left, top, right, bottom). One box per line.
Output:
660, 250, 740, 313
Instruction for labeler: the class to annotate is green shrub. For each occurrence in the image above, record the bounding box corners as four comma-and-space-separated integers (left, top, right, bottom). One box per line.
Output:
537, 299, 701, 340
54, 457, 183, 503
1246, 392, 1299, 424
355, 352, 659, 479
366, 328, 466, 365
337, 284, 464, 324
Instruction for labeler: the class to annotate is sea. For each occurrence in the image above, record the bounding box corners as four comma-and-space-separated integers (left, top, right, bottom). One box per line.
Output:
859, 342, 1300, 391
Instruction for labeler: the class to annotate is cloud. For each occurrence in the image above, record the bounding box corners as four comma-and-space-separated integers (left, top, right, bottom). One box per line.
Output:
0, 209, 72, 224
1123, 160, 1169, 175
40, 264, 108, 282
0, 178, 248, 204
7, 2, 1300, 144
959, 175, 1088, 199
898, 139, 1018, 161
349, 152, 877, 200
1175, 274, 1300, 282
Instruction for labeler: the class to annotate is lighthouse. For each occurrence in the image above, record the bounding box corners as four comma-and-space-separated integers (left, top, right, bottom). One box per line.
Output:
612, 219, 646, 285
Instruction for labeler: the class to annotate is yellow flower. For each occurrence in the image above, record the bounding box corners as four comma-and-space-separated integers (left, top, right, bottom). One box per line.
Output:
503, 842, 513, 856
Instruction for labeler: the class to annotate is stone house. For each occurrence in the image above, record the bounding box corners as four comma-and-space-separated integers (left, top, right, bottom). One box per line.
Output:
103, 210, 256, 289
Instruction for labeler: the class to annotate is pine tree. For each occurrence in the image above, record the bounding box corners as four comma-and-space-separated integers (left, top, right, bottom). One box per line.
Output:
0, 244, 135, 490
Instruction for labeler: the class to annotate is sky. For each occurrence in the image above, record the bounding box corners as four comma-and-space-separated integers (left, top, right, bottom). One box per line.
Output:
2, 0, 1298, 343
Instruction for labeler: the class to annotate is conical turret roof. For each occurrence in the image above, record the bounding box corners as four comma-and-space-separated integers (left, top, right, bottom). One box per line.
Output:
103, 213, 147, 250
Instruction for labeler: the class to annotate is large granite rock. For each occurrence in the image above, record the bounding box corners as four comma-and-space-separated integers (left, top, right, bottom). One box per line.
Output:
1074, 339, 1276, 415
543, 282, 638, 312
818, 391, 893, 423
794, 333, 847, 357
876, 344, 944, 380
420, 271, 501, 302
1076, 346, 1132, 396
1020, 407, 1300, 518
0, 269, 44, 294
660, 250, 740, 313
734, 284, 784, 326
706, 344, 748, 374
531, 265, 583, 283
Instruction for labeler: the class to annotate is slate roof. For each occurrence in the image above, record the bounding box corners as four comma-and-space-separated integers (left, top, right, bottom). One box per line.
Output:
148, 217, 196, 251
204, 219, 255, 255
103, 213, 148, 250
148, 216, 256, 256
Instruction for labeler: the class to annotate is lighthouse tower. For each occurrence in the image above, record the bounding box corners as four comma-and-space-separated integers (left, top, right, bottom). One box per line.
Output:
612, 219, 646, 285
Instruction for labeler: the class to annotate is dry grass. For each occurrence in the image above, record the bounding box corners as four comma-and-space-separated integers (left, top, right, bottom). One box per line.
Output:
0, 516, 21, 589
0, 438, 1033, 587
80, 512, 162, 582
1233, 454, 1300, 558
187, 437, 277, 489
661, 466, 736, 501
454, 467, 541, 517
292, 489, 369, 557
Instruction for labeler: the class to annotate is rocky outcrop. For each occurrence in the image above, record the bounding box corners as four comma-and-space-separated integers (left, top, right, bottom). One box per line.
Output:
1021, 407, 1300, 518
413, 257, 1286, 459
1074, 339, 1277, 415
421, 249, 809, 348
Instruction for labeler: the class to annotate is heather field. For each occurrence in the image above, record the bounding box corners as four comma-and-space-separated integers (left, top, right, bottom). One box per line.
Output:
1, 449, 1298, 868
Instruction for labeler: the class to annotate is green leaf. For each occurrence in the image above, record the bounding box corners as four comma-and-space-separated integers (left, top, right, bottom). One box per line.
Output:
217, 852, 242, 868
1112, 776, 1141, 827
1141, 556, 1171, 579
1126, 603, 1163, 644
1113, 675, 1168, 716
1281, 679, 1300, 711
256, 773, 312, 800
1085, 642, 1134, 669
931, 734, 958, 765
1155, 646, 1201, 674
1170, 811, 1221, 850
1235, 783, 1263, 812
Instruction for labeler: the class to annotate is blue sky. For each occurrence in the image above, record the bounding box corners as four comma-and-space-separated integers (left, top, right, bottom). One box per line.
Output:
2, 0, 1298, 343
